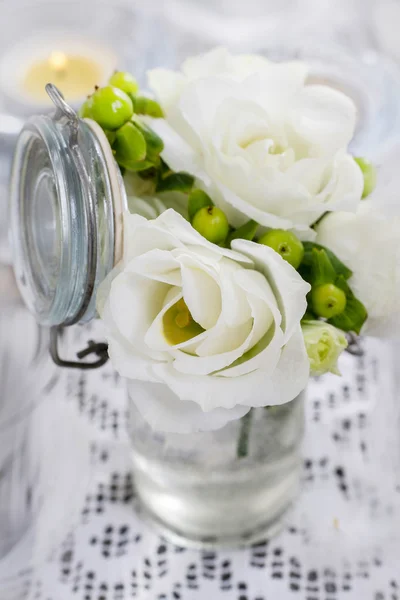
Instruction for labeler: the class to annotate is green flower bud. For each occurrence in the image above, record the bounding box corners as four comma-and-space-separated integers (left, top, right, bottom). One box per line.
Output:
302, 320, 348, 376
354, 157, 376, 199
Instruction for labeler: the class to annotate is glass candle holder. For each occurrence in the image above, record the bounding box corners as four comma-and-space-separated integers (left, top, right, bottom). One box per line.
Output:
0, 1, 165, 128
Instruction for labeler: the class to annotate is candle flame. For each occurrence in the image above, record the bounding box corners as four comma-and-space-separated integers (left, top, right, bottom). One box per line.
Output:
48, 51, 68, 73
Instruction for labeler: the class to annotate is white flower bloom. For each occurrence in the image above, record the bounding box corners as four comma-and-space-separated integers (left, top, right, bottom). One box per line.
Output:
315, 200, 400, 337
147, 47, 363, 235
97, 209, 310, 433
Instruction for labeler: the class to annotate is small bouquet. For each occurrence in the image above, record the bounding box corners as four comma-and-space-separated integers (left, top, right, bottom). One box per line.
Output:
80, 48, 400, 434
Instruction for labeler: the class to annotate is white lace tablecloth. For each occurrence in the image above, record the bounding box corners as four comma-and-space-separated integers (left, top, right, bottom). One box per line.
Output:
5, 319, 398, 600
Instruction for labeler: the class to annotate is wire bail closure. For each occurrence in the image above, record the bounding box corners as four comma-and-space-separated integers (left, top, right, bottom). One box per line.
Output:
50, 327, 109, 370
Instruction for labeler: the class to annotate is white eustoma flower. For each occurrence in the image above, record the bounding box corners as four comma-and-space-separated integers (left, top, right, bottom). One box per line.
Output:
97, 209, 310, 433
147, 47, 363, 235
315, 200, 400, 337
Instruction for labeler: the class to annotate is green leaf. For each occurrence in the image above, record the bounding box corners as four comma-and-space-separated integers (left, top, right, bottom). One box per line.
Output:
302, 242, 352, 280
160, 159, 172, 178
137, 166, 157, 180
156, 171, 195, 193
311, 248, 337, 286
188, 189, 213, 222
328, 276, 368, 334
227, 220, 258, 244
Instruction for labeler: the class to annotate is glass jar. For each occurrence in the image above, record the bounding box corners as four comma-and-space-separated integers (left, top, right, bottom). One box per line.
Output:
128, 385, 305, 548
0, 264, 92, 589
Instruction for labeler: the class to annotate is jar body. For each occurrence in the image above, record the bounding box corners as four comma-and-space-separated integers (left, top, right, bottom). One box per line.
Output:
128, 385, 305, 548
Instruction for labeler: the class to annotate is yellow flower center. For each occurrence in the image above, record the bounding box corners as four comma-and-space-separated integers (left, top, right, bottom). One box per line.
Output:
163, 298, 205, 346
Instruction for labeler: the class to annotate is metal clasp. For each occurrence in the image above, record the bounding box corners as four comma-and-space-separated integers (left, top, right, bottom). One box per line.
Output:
50, 327, 109, 370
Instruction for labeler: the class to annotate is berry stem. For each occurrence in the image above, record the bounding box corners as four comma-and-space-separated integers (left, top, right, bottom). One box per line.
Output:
236, 410, 253, 459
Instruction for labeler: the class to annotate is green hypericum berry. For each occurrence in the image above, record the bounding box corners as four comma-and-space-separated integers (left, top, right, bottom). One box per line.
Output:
132, 95, 164, 118
311, 283, 347, 319
78, 100, 93, 119
354, 157, 376, 198
109, 71, 139, 95
88, 86, 133, 130
113, 122, 146, 170
188, 189, 213, 222
258, 229, 304, 269
192, 206, 229, 244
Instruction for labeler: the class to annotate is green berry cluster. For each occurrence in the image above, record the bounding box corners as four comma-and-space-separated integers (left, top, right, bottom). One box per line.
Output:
298, 242, 367, 333
79, 71, 164, 173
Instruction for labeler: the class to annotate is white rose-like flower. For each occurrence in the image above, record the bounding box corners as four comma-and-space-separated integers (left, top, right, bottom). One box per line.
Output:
147, 47, 363, 235
315, 200, 400, 337
97, 209, 310, 433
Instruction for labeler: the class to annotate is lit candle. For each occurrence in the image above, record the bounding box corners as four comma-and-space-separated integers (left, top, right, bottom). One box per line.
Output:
0, 34, 117, 109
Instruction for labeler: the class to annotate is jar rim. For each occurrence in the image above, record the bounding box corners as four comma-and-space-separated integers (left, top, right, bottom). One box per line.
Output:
10, 108, 125, 327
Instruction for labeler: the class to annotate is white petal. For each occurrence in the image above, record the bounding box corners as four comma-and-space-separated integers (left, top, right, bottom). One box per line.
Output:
153, 326, 308, 411
179, 76, 238, 140
147, 68, 186, 112
123, 211, 181, 261
101, 295, 167, 376
109, 272, 168, 349
218, 294, 281, 378
291, 84, 357, 153
232, 240, 310, 341
172, 318, 253, 376
240, 325, 309, 407
125, 249, 182, 286
144, 287, 181, 351
219, 271, 252, 327
96, 262, 123, 317
213, 180, 298, 230
107, 333, 161, 382
180, 261, 221, 330
129, 380, 250, 433
317, 153, 363, 213
155, 209, 253, 265
127, 196, 164, 220
182, 47, 233, 79
148, 118, 203, 176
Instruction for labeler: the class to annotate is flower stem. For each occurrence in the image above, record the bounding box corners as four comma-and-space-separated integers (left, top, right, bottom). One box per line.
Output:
237, 410, 253, 459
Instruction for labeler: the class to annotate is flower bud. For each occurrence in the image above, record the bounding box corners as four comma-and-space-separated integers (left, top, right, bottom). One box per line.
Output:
302, 320, 347, 376
354, 157, 376, 199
